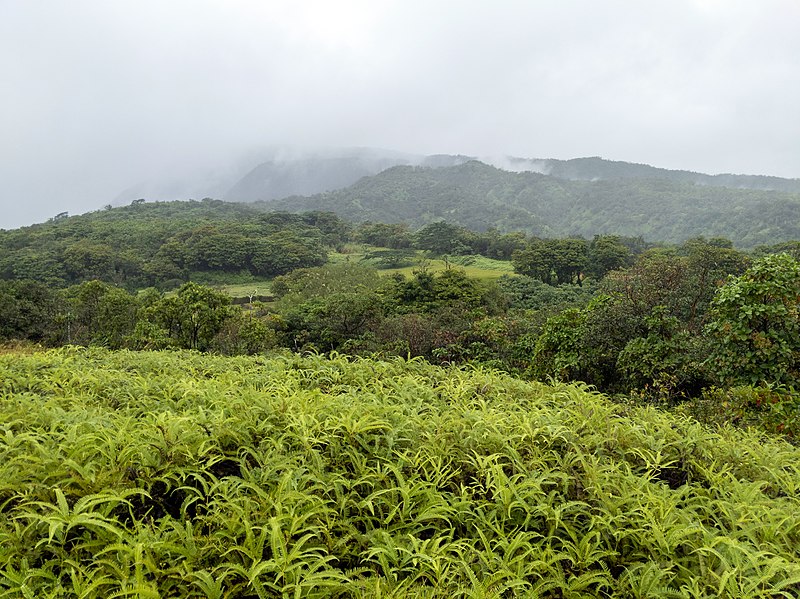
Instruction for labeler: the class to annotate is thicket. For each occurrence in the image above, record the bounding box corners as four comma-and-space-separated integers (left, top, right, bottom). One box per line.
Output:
2, 348, 800, 597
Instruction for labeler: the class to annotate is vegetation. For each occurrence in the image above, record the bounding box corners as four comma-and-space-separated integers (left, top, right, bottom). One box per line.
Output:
272, 161, 800, 247
0, 201, 341, 289
2, 201, 799, 441
3, 188, 800, 595
2, 347, 800, 597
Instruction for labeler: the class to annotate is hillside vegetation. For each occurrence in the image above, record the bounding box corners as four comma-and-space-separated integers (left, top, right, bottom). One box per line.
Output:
271, 161, 800, 247
2, 348, 800, 597
0, 201, 345, 288
220, 150, 800, 207
540, 156, 800, 192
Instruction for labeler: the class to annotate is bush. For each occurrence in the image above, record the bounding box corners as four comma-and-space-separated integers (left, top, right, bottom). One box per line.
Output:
680, 384, 800, 441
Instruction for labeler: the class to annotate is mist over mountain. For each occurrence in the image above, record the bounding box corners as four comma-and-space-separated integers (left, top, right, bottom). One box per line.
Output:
225, 148, 419, 202
222, 148, 487, 203
110, 146, 800, 210
223, 149, 800, 205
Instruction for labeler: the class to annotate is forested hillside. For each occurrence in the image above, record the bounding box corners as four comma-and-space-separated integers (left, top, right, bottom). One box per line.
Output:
540, 156, 800, 192
271, 161, 800, 247
221, 150, 800, 206
0, 200, 344, 288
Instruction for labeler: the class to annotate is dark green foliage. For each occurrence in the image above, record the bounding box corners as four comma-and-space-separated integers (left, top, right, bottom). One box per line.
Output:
0, 279, 59, 342
353, 221, 413, 248
413, 221, 476, 255
60, 280, 139, 348
284, 291, 386, 351
512, 238, 588, 285
586, 234, 633, 279
384, 269, 499, 315
496, 275, 596, 310
6, 195, 800, 436
705, 253, 800, 386
0, 201, 339, 287
268, 264, 512, 363
482, 229, 528, 260
531, 306, 588, 382
248, 229, 327, 276
360, 248, 417, 269
271, 263, 383, 301
682, 384, 800, 440
211, 311, 281, 355
272, 264, 387, 351
133, 282, 234, 350
616, 307, 710, 401
753, 240, 800, 261
529, 240, 751, 398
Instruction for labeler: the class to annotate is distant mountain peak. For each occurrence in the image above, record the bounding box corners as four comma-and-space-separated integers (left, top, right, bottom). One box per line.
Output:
113, 146, 800, 210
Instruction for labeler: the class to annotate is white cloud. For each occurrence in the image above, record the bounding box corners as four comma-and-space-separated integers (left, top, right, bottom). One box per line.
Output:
1, 0, 798, 228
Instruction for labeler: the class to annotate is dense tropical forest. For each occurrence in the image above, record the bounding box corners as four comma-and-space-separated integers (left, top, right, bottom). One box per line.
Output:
2, 198, 800, 595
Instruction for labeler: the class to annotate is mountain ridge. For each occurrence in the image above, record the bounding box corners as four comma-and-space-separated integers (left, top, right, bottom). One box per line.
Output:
263, 159, 800, 247
112, 146, 800, 208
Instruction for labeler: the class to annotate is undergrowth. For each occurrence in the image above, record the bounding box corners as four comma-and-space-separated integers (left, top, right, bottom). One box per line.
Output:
1, 347, 799, 597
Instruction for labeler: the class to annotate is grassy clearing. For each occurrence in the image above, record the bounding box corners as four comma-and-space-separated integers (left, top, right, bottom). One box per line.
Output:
196, 250, 514, 299
330, 247, 515, 281
210, 279, 273, 298
1, 348, 799, 597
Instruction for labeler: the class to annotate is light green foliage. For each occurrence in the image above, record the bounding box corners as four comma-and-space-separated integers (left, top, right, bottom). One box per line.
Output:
2, 348, 800, 596
706, 253, 800, 386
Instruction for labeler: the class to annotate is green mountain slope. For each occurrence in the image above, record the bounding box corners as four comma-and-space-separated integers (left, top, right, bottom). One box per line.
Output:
223, 149, 800, 206
269, 161, 800, 246
541, 156, 800, 192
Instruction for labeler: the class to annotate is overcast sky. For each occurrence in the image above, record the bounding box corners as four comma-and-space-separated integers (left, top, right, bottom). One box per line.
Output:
2, 0, 799, 229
